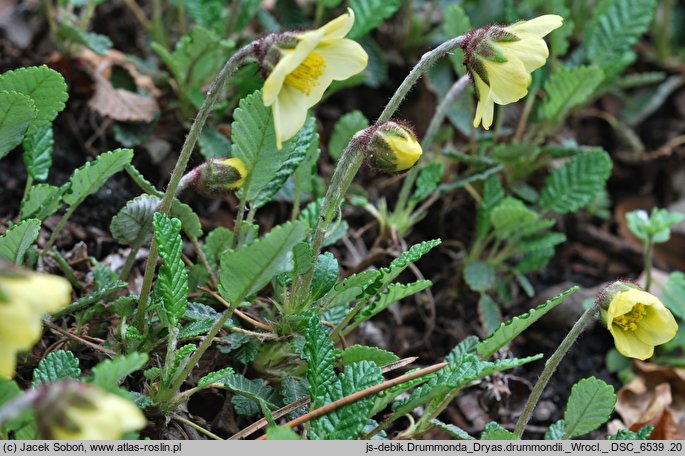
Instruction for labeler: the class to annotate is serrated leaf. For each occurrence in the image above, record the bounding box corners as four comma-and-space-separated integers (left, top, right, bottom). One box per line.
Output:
663, 272, 685, 320
153, 213, 189, 324
57, 281, 127, 316
477, 287, 579, 358
476, 175, 505, 238
519, 232, 566, 252
444, 336, 479, 365
110, 194, 159, 246
198, 367, 235, 387
62, 148, 133, 205
231, 90, 290, 201
183, 0, 228, 34
348, 0, 401, 39
545, 420, 565, 440
303, 315, 339, 410
0, 219, 40, 265
490, 198, 538, 240
443, 5, 471, 75
430, 419, 475, 439
563, 377, 616, 438
540, 149, 612, 213
198, 126, 231, 159
515, 246, 555, 274
481, 422, 519, 440
607, 425, 653, 440
541, 66, 603, 124
339, 345, 399, 368
0, 91, 36, 159
355, 280, 432, 323
20, 184, 62, 221
202, 226, 233, 267
281, 374, 309, 420
171, 344, 197, 374
217, 373, 281, 409
91, 353, 148, 392
32, 350, 81, 387
22, 123, 53, 181
463, 260, 495, 292
586, 0, 657, 67
411, 161, 444, 203
178, 319, 214, 339
252, 116, 316, 208
58, 22, 112, 55
0, 66, 67, 125
171, 200, 203, 238
219, 221, 307, 303
311, 252, 339, 301
328, 111, 368, 160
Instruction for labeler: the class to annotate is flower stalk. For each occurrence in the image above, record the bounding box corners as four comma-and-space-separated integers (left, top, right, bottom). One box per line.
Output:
514, 304, 598, 437
134, 44, 255, 329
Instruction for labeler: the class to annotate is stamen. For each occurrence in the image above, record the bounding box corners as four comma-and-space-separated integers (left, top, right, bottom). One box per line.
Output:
613, 303, 647, 332
285, 52, 325, 95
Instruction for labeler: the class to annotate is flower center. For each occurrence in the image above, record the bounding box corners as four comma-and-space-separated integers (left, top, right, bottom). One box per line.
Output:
285, 51, 325, 95
613, 303, 647, 331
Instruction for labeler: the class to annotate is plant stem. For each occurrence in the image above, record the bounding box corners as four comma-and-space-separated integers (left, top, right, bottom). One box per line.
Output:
0, 389, 40, 428
173, 415, 223, 440
42, 203, 78, 255
134, 45, 254, 329
514, 304, 599, 437
644, 238, 653, 292
230, 194, 248, 249
22, 176, 33, 202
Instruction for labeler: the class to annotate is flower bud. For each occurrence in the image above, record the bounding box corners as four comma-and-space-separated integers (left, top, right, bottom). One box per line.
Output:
35, 381, 146, 440
597, 280, 678, 360
366, 122, 422, 173
182, 158, 248, 197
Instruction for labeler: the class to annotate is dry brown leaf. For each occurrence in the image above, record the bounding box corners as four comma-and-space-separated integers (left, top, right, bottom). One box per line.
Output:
615, 361, 685, 439
89, 73, 158, 122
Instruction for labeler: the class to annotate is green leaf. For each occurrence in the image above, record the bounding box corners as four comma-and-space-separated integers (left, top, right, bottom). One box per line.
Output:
626, 208, 684, 244
322, 361, 383, 440
0, 66, 67, 125
541, 66, 603, 125
171, 200, 203, 238
32, 350, 81, 387
198, 126, 231, 159
411, 161, 444, 203
22, 123, 53, 181
444, 336, 479, 365
217, 373, 281, 409
356, 280, 432, 323
91, 353, 148, 392
0, 91, 36, 159
202, 226, 233, 267
463, 260, 495, 292
477, 287, 579, 358
430, 419, 474, 440
540, 149, 612, 213
340, 345, 399, 367
58, 22, 112, 55
442, 5, 471, 75
563, 377, 616, 438
304, 315, 339, 409
663, 272, 685, 320
178, 319, 214, 339
171, 344, 197, 374
515, 246, 555, 274
198, 367, 235, 387
0, 219, 41, 265
545, 420, 566, 440
20, 184, 62, 221
153, 213, 189, 324
252, 116, 316, 208
281, 375, 309, 420
481, 422, 519, 440
219, 221, 307, 303
57, 281, 127, 316
231, 90, 288, 202
311, 252, 339, 301
110, 194, 158, 246
585, 0, 657, 68
490, 198, 538, 240
62, 148, 134, 205
183, 0, 228, 34
266, 425, 301, 440
519, 232, 567, 252
328, 111, 369, 160
478, 294, 501, 336
476, 175, 505, 238
235, 0, 261, 31
607, 425, 653, 440
348, 0, 401, 39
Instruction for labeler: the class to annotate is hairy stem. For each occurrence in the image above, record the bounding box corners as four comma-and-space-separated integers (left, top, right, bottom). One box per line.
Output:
514, 304, 599, 437
644, 238, 653, 292
134, 45, 254, 329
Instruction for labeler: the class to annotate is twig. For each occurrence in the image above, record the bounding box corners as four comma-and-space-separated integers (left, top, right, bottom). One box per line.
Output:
43, 320, 116, 357
199, 286, 272, 331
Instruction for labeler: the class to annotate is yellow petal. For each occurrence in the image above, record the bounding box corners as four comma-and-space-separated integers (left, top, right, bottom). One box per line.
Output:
472, 73, 494, 129
483, 58, 530, 105
610, 326, 654, 360
385, 133, 422, 171
263, 31, 324, 106
506, 15, 563, 38
0, 345, 18, 379
634, 304, 678, 345
499, 33, 549, 73
318, 8, 355, 40
272, 84, 310, 149
315, 39, 368, 80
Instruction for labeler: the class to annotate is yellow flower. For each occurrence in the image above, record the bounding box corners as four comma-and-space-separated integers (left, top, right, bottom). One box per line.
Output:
46, 383, 146, 440
466, 15, 563, 129
368, 122, 423, 172
606, 288, 678, 360
223, 157, 248, 189
0, 270, 71, 378
263, 9, 368, 149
